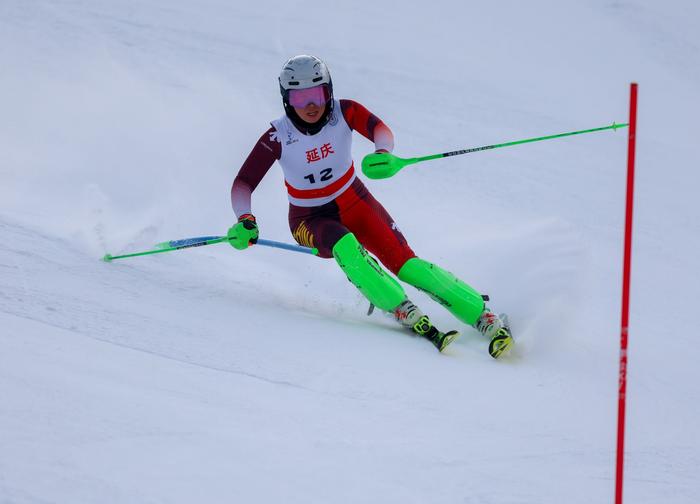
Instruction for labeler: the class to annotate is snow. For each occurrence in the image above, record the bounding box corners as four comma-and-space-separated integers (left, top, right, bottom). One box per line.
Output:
1, 0, 699, 502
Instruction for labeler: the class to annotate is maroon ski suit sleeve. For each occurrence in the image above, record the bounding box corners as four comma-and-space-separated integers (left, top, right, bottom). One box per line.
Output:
230, 127, 281, 218
339, 99, 395, 152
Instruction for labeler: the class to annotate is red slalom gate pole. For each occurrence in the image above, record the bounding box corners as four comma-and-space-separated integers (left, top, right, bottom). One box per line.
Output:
615, 83, 638, 504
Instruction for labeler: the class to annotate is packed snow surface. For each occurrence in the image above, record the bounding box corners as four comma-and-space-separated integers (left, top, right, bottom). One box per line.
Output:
1, 1, 699, 503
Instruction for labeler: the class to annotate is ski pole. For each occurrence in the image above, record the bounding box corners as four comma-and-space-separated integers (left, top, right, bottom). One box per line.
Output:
102, 235, 317, 262
156, 236, 317, 255
361, 121, 629, 179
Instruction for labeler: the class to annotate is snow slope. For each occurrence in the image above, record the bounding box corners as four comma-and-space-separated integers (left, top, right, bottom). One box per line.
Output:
1, 1, 699, 502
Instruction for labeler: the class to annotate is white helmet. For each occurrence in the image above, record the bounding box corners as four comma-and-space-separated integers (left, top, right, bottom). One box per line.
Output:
278, 55, 334, 134
279, 54, 332, 91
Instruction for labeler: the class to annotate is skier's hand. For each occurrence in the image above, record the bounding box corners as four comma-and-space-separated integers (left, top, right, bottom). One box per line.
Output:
227, 214, 259, 250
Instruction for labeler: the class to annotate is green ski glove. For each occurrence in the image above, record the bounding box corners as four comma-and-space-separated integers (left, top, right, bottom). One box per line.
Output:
227, 214, 259, 250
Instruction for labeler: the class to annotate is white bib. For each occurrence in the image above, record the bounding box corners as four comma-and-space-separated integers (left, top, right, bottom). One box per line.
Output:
271, 100, 355, 207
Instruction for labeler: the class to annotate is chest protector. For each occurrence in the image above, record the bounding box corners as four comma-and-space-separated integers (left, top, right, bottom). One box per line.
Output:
271, 100, 355, 207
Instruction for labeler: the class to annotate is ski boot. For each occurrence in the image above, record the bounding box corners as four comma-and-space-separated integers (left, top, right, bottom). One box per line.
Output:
394, 299, 460, 352
475, 308, 514, 359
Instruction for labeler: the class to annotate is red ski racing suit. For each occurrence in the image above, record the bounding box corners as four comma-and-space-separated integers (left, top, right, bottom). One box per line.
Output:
231, 99, 415, 274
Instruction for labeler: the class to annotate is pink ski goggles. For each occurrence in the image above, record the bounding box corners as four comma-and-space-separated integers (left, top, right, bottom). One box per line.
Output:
288, 84, 330, 108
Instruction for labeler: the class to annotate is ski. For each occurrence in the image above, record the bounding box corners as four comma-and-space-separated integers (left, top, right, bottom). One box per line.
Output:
432, 329, 460, 352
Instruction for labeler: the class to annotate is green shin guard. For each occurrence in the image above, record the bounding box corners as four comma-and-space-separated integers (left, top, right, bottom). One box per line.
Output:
332, 233, 406, 312
398, 257, 485, 326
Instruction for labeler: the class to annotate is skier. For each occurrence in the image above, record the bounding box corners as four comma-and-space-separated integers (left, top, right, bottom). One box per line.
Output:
228, 54, 513, 357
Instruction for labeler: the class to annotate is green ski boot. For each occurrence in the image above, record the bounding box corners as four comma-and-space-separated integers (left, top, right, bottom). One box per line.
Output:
476, 309, 514, 359
394, 299, 460, 352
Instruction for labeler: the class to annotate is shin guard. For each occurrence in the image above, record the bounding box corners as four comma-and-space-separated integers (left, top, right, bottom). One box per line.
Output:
332, 233, 406, 312
398, 257, 485, 326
